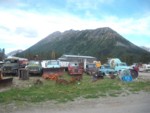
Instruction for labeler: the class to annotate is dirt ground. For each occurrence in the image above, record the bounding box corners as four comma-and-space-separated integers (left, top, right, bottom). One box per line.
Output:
1, 91, 150, 113
11, 92, 150, 113
0, 72, 150, 113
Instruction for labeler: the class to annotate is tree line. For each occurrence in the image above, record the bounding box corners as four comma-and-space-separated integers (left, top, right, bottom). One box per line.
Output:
16, 49, 150, 65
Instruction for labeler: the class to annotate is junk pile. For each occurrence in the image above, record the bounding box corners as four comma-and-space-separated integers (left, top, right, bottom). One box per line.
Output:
119, 69, 133, 82
99, 58, 139, 82
55, 76, 82, 85
118, 68, 138, 82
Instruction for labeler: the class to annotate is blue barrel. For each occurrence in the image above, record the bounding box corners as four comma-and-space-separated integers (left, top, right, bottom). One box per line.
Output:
122, 75, 133, 82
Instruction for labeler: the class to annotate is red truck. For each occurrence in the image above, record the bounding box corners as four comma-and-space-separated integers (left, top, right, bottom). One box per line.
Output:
68, 62, 83, 75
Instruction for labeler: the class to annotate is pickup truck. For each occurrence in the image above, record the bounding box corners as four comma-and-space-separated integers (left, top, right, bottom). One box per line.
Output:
26, 60, 43, 75
99, 65, 117, 76
108, 58, 130, 72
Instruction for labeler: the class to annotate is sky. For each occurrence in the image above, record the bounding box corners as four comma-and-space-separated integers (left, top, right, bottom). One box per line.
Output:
0, 0, 150, 54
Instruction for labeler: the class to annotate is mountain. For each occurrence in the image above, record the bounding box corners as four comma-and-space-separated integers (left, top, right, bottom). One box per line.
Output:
141, 46, 150, 52
7, 49, 23, 57
17, 27, 150, 64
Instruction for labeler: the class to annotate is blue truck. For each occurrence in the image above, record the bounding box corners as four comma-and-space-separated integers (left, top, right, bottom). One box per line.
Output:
99, 64, 117, 76
108, 58, 130, 72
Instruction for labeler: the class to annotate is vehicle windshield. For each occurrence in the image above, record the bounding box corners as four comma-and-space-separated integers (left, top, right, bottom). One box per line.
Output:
4, 59, 18, 63
87, 64, 95, 68
70, 63, 79, 67
104, 65, 111, 69
29, 61, 40, 65
119, 63, 127, 66
47, 61, 59, 65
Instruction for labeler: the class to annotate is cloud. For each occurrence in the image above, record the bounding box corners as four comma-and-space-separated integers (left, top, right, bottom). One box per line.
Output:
15, 27, 38, 38
0, 2, 150, 53
100, 15, 150, 36
0, 25, 10, 32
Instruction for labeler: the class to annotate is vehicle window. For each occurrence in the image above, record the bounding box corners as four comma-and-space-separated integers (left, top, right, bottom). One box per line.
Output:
70, 63, 79, 67
88, 64, 95, 68
48, 61, 59, 65
5, 59, 18, 63
29, 61, 40, 65
119, 63, 127, 66
104, 66, 110, 69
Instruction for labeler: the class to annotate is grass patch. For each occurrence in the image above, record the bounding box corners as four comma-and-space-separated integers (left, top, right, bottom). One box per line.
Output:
0, 73, 150, 104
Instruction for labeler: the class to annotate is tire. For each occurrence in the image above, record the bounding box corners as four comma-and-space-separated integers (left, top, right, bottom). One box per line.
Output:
130, 69, 138, 79
103, 73, 105, 76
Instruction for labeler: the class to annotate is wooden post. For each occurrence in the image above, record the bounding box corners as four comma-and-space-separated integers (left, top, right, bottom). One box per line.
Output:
18, 68, 29, 80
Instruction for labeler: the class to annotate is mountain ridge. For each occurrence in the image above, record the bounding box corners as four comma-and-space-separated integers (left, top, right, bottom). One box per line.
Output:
141, 46, 150, 52
7, 49, 23, 57
17, 27, 150, 64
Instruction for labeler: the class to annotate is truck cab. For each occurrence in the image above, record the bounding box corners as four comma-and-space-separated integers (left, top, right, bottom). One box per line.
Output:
25, 60, 43, 75
85, 63, 97, 75
114, 62, 129, 72
99, 65, 117, 76
2, 57, 28, 76
46, 60, 60, 68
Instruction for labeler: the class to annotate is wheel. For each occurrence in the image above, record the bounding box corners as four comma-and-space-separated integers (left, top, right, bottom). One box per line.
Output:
103, 73, 105, 76
130, 69, 138, 79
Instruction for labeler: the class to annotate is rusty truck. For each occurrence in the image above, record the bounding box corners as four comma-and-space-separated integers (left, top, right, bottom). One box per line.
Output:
2, 57, 28, 76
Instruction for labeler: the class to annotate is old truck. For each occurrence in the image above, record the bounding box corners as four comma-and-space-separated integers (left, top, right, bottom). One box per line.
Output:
25, 60, 43, 75
42, 60, 64, 80
68, 62, 83, 75
107, 58, 129, 72
85, 63, 98, 75
99, 64, 118, 76
2, 57, 28, 76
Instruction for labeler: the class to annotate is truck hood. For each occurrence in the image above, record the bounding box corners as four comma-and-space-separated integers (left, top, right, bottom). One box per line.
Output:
115, 66, 130, 71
